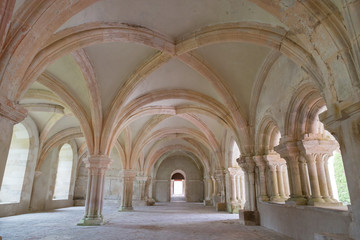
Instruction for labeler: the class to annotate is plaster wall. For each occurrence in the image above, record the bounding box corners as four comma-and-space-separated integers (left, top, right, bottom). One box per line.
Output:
153, 156, 204, 202
258, 202, 351, 240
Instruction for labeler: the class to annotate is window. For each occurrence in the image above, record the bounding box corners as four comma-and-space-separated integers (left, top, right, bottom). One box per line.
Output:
0, 123, 30, 203
53, 144, 73, 200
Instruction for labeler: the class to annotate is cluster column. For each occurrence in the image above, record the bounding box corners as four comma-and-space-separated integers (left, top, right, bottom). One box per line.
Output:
237, 156, 256, 211
275, 140, 307, 205
78, 155, 112, 226
203, 175, 213, 206
119, 170, 136, 211
214, 170, 226, 210
253, 156, 269, 201
228, 167, 244, 212
297, 134, 341, 206
263, 154, 288, 202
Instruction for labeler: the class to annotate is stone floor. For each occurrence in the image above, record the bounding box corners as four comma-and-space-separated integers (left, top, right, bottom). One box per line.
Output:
0, 202, 293, 240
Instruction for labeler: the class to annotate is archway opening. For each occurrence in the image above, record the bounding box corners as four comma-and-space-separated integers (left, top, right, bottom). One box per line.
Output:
53, 144, 73, 200
0, 123, 30, 203
171, 172, 185, 202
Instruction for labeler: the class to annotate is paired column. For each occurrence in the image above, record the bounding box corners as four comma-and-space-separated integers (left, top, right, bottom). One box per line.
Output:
237, 156, 256, 211
263, 154, 287, 202
228, 167, 244, 212
78, 155, 112, 225
275, 140, 307, 205
0, 96, 27, 189
253, 156, 269, 202
203, 175, 213, 206
119, 170, 136, 211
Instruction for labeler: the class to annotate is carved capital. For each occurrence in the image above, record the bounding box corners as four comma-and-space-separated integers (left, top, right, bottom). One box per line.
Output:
120, 169, 137, 180
0, 96, 27, 124
85, 155, 112, 171
237, 156, 255, 173
227, 167, 242, 177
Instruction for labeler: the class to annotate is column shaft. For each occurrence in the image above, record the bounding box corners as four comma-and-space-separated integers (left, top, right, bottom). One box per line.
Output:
78, 155, 112, 226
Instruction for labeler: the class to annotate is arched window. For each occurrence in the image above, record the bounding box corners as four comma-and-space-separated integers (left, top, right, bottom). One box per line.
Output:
53, 144, 73, 200
0, 123, 30, 203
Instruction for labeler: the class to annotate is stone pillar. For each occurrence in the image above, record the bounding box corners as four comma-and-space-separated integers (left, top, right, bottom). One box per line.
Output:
320, 102, 360, 239
236, 174, 241, 202
253, 156, 269, 201
303, 153, 324, 205
228, 168, 243, 212
119, 170, 136, 211
214, 170, 226, 211
0, 97, 27, 189
298, 135, 341, 206
237, 156, 256, 211
145, 177, 155, 206
203, 175, 212, 206
78, 155, 112, 226
277, 162, 287, 199
263, 154, 286, 202
283, 166, 290, 197
275, 140, 307, 205
298, 155, 311, 198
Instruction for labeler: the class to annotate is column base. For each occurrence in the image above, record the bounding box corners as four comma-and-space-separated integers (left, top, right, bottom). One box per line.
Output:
285, 195, 307, 205
230, 202, 242, 213
146, 198, 155, 206
238, 210, 260, 226
307, 197, 325, 206
203, 199, 212, 206
216, 202, 226, 211
259, 195, 270, 202
77, 216, 104, 226
118, 206, 134, 212
270, 195, 286, 203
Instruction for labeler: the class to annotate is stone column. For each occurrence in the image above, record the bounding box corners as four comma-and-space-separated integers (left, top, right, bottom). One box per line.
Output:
119, 170, 136, 211
283, 166, 290, 197
316, 154, 333, 203
228, 168, 242, 212
237, 156, 256, 211
236, 174, 241, 202
320, 102, 360, 239
298, 156, 310, 198
303, 153, 324, 205
298, 134, 341, 206
134, 175, 148, 205
275, 140, 307, 205
214, 170, 226, 211
0, 97, 27, 189
203, 175, 212, 206
277, 162, 287, 200
263, 154, 285, 202
78, 155, 112, 226
253, 156, 269, 201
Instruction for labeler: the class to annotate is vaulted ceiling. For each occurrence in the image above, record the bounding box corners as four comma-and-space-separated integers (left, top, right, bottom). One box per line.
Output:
15, 0, 346, 174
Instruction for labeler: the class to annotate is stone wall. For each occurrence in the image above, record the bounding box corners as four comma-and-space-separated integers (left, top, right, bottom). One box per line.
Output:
153, 155, 204, 202
258, 202, 351, 240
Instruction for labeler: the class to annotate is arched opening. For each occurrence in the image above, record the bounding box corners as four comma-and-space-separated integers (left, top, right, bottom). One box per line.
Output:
170, 171, 186, 202
53, 144, 73, 200
0, 123, 30, 203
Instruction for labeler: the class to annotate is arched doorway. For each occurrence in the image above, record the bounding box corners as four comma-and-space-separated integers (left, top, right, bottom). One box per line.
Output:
170, 171, 186, 202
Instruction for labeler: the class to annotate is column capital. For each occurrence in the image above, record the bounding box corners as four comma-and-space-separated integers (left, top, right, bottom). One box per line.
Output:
227, 167, 242, 177
84, 155, 112, 170
297, 134, 339, 156
274, 139, 299, 161
237, 156, 255, 173
0, 96, 27, 124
